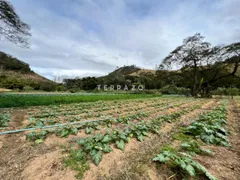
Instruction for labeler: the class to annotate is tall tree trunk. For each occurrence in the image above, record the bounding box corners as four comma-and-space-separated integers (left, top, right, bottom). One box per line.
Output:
192, 61, 198, 97
200, 82, 211, 98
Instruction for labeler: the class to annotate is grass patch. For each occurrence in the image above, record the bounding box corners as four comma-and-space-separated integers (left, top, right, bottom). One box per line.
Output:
64, 149, 89, 179
160, 145, 177, 153
173, 132, 192, 142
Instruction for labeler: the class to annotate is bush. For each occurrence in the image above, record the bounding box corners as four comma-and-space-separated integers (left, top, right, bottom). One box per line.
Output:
212, 87, 239, 98
160, 85, 190, 95
39, 83, 56, 92
226, 87, 239, 98
55, 85, 66, 92
23, 85, 33, 91
69, 88, 80, 93
212, 87, 226, 96
142, 89, 161, 94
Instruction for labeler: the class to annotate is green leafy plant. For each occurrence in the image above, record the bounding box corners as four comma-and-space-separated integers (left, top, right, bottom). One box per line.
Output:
128, 121, 150, 141
83, 122, 100, 134
184, 105, 230, 147
153, 151, 217, 180
111, 128, 130, 150
55, 125, 79, 137
26, 130, 48, 141
0, 113, 11, 127
181, 141, 213, 156
77, 133, 113, 165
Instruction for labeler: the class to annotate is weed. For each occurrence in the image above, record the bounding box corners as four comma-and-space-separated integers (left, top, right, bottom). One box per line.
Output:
64, 149, 89, 179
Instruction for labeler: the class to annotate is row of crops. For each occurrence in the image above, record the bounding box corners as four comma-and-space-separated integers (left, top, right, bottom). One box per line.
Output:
0, 93, 161, 108
0, 97, 198, 130
1, 96, 230, 180
152, 101, 229, 180
25, 102, 202, 141
20, 97, 208, 178
26, 97, 195, 127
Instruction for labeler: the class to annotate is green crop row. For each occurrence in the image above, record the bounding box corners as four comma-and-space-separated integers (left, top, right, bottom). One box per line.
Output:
61, 104, 200, 178
0, 93, 161, 108
152, 101, 228, 180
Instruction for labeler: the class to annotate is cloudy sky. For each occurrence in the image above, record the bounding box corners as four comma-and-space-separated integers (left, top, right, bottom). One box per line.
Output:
0, 0, 239, 80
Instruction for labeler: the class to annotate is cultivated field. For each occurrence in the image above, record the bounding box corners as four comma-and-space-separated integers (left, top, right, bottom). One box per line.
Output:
0, 95, 239, 180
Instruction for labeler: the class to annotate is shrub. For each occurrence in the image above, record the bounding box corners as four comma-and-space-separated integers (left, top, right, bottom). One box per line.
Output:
23, 85, 33, 91
212, 87, 239, 98
226, 87, 239, 98
160, 85, 190, 95
39, 83, 56, 91
55, 85, 66, 92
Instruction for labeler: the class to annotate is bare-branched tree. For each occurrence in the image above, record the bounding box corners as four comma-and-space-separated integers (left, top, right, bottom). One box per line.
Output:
0, 0, 31, 47
160, 33, 240, 97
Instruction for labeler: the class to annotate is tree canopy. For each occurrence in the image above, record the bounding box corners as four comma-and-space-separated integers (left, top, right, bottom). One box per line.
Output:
160, 33, 240, 97
0, 0, 31, 47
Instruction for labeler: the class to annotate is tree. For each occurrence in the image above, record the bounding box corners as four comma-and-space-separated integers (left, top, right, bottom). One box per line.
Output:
199, 43, 240, 96
161, 33, 211, 96
0, 51, 31, 72
160, 33, 240, 97
0, 0, 31, 47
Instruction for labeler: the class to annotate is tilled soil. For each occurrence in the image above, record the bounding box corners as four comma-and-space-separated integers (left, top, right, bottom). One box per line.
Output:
193, 100, 240, 180
0, 98, 239, 180
101, 100, 218, 180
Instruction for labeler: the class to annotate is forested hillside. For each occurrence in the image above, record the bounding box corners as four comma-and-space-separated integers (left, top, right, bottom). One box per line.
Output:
0, 51, 57, 91
63, 61, 240, 95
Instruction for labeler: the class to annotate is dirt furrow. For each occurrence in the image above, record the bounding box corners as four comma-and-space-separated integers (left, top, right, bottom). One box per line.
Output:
82, 100, 217, 180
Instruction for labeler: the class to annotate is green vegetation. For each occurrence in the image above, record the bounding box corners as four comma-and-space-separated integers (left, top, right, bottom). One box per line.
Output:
160, 33, 240, 97
64, 149, 89, 179
22, 98, 201, 180
152, 102, 228, 180
184, 105, 229, 147
153, 151, 217, 180
55, 125, 79, 137
213, 87, 239, 98
180, 141, 213, 156
0, 93, 160, 108
0, 113, 11, 127
0, 51, 31, 72
0, 51, 57, 91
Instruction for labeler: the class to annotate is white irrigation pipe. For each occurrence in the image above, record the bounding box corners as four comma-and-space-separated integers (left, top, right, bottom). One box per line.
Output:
0, 101, 209, 135
0, 118, 110, 135
0, 104, 183, 135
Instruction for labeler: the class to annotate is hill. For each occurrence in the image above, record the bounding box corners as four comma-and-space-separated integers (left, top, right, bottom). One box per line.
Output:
96, 65, 158, 89
105, 65, 156, 77
0, 51, 57, 91
100, 65, 157, 82
63, 59, 240, 93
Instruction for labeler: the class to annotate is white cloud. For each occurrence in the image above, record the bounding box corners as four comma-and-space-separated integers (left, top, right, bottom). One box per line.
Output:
0, 0, 239, 80
32, 67, 105, 80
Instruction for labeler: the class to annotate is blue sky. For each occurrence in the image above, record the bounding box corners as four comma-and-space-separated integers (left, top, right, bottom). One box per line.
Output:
0, 0, 239, 80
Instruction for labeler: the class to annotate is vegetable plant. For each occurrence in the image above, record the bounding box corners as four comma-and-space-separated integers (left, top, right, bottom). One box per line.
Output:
0, 113, 11, 127
153, 151, 217, 180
